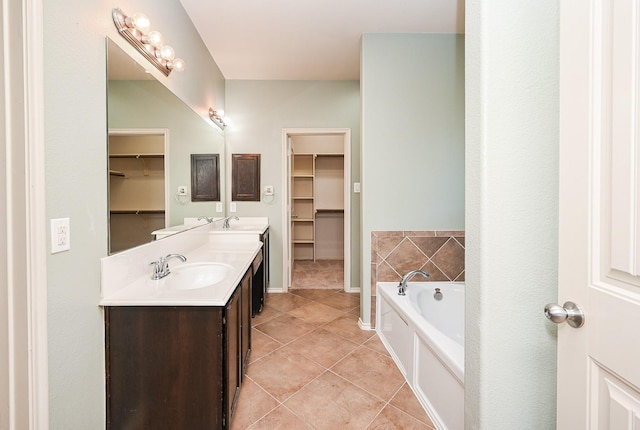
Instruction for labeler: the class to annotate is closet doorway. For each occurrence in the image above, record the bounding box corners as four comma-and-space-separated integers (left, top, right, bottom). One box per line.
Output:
282, 129, 351, 292
108, 129, 169, 254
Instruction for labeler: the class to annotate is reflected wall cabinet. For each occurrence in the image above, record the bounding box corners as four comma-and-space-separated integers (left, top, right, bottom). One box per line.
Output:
191, 153, 220, 201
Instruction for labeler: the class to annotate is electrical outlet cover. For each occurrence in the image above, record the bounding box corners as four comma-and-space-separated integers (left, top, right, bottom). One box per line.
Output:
50, 218, 71, 253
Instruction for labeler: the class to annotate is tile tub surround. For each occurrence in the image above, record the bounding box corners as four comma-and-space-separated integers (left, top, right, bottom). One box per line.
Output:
371, 231, 465, 295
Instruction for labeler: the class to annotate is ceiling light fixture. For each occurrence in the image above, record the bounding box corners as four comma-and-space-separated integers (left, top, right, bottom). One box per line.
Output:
112, 8, 185, 76
209, 108, 229, 130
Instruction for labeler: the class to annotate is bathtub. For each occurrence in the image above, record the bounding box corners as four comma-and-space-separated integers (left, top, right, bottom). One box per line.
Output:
376, 281, 464, 430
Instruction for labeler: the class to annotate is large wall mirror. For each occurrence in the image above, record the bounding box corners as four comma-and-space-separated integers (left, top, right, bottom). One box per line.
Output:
106, 38, 225, 253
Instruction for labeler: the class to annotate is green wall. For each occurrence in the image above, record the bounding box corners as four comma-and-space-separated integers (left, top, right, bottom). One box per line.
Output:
465, 0, 558, 427
360, 34, 465, 324
224, 80, 361, 292
108, 80, 225, 226
44, 0, 224, 427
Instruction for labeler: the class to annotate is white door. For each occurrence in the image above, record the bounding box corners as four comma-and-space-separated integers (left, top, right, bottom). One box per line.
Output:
287, 136, 294, 290
556, 0, 640, 427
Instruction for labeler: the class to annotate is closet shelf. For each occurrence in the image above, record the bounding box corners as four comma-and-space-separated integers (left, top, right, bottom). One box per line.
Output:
109, 153, 164, 159
293, 152, 343, 156
109, 170, 125, 177
110, 209, 165, 215
316, 208, 344, 213
292, 218, 314, 222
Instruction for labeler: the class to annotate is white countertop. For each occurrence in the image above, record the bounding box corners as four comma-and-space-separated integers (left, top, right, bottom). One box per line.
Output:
208, 216, 269, 234
100, 223, 263, 307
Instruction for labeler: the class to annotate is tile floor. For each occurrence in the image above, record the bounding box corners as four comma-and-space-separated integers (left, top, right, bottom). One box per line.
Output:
230, 289, 435, 429
291, 260, 344, 289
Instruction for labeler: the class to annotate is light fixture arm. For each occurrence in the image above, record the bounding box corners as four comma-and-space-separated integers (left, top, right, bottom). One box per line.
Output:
112, 8, 184, 76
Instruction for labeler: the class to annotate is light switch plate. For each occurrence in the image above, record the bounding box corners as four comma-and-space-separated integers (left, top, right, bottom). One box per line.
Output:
216, 202, 223, 212
230, 202, 237, 212
354, 182, 361, 193
50, 218, 70, 253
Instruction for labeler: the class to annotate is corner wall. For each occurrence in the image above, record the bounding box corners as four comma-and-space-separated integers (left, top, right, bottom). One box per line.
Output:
43, 0, 224, 427
224, 80, 361, 291
360, 34, 465, 326
465, 1, 559, 427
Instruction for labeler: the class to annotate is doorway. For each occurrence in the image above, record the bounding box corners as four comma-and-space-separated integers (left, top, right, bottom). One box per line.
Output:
108, 129, 169, 253
282, 129, 352, 292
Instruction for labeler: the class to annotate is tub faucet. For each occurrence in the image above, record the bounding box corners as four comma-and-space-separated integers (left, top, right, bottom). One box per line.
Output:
222, 216, 239, 229
197, 216, 215, 223
398, 269, 430, 295
149, 254, 187, 280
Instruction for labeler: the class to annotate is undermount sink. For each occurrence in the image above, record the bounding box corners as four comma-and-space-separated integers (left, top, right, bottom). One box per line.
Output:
164, 262, 233, 290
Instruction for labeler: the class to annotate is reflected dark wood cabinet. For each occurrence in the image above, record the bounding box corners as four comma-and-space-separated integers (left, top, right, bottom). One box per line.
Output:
231, 154, 261, 201
191, 153, 220, 201
105, 268, 252, 429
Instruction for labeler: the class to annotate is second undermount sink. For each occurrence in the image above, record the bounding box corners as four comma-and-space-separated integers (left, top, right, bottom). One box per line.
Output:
164, 262, 233, 290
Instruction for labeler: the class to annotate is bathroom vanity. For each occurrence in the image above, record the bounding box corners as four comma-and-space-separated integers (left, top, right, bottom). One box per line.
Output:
207, 217, 270, 315
105, 267, 251, 428
100, 220, 266, 429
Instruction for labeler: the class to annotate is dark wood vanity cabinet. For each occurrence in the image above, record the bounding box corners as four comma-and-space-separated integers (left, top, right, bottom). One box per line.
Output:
252, 228, 269, 316
105, 268, 252, 429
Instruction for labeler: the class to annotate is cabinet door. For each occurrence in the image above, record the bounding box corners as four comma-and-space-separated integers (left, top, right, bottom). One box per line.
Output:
226, 292, 241, 424
105, 306, 225, 429
241, 268, 252, 375
263, 228, 270, 288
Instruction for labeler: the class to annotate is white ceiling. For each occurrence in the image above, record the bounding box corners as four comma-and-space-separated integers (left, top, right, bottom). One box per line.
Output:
179, 0, 465, 81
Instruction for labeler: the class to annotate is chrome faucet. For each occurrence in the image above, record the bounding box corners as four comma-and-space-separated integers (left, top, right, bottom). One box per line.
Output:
197, 216, 215, 223
149, 254, 187, 280
398, 269, 429, 295
222, 216, 239, 229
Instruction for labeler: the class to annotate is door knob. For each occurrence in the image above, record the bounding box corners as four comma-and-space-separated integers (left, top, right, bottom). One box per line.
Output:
544, 301, 585, 328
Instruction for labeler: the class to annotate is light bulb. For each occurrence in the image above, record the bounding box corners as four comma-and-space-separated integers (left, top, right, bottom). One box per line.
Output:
158, 45, 175, 61
128, 13, 150, 32
144, 31, 164, 48
168, 58, 185, 72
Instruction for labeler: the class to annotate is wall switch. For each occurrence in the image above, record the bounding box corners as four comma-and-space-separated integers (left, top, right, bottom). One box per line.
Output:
230, 202, 237, 212
216, 202, 223, 212
264, 185, 274, 196
354, 182, 361, 193
177, 186, 188, 196
50, 218, 70, 253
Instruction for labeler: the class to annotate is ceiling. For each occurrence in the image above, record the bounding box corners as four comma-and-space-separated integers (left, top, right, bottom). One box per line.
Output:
179, 0, 465, 81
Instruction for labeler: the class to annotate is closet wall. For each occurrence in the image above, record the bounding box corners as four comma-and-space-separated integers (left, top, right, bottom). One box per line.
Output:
291, 135, 344, 261
108, 134, 165, 253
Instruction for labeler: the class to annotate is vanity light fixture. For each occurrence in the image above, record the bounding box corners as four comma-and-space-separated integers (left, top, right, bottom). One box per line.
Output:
112, 8, 185, 76
209, 108, 229, 130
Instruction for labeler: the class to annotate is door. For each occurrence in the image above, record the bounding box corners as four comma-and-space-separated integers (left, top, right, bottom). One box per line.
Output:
282, 129, 352, 292
556, 0, 640, 427
287, 135, 294, 289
